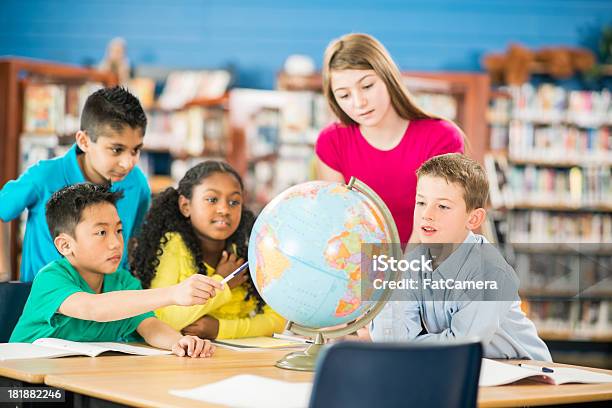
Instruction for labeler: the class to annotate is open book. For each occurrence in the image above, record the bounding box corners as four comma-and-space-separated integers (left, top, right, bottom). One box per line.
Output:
479, 358, 612, 387
0, 338, 171, 361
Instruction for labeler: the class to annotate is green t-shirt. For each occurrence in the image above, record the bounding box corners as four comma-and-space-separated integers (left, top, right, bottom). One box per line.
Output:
10, 258, 154, 343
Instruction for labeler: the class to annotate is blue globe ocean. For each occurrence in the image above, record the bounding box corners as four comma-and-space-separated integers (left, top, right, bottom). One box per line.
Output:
248, 181, 391, 328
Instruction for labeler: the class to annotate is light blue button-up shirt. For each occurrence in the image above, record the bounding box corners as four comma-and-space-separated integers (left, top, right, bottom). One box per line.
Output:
371, 232, 552, 361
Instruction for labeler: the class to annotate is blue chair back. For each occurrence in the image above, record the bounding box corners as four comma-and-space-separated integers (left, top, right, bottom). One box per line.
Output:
309, 341, 482, 408
0, 282, 32, 342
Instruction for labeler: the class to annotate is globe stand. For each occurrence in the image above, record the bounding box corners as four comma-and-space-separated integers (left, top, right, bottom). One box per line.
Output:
275, 332, 325, 371
274, 177, 402, 371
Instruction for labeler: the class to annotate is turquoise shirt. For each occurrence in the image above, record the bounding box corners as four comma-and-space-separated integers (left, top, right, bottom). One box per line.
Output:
371, 233, 552, 361
10, 258, 154, 343
0, 144, 151, 282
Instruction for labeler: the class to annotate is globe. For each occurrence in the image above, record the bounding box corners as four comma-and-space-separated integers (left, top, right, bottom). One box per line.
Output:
248, 180, 398, 331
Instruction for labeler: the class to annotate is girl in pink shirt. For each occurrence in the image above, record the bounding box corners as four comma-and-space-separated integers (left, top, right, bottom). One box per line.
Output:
315, 33, 464, 245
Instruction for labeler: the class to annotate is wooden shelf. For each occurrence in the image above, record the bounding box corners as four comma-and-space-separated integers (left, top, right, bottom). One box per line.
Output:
508, 203, 612, 212
510, 117, 612, 128
521, 290, 612, 300
508, 157, 612, 168
0, 57, 115, 85
276, 71, 322, 91
148, 176, 174, 195
512, 243, 612, 255
147, 93, 229, 113
537, 329, 612, 343
143, 146, 228, 160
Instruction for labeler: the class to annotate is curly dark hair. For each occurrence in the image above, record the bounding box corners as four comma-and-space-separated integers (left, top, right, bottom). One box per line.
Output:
130, 160, 264, 311
46, 182, 123, 240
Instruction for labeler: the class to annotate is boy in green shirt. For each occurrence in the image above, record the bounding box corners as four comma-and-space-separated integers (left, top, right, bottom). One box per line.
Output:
11, 183, 222, 358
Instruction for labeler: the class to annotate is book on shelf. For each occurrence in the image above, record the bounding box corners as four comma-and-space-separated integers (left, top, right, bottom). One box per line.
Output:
22, 82, 104, 136
508, 121, 611, 165
23, 84, 65, 134
0, 338, 171, 360
127, 77, 156, 110
144, 106, 228, 157
483, 154, 507, 209
503, 84, 612, 127
230, 88, 332, 212
479, 358, 612, 387
157, 70, 231, 110
484, 154, 611, 212
508, 211, 611, 243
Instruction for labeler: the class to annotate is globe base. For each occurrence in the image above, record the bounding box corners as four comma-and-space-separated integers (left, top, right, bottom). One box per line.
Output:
275, 343, 324, 371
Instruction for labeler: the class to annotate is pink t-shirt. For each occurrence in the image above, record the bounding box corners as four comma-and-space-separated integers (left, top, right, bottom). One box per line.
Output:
315, 119, 464, 244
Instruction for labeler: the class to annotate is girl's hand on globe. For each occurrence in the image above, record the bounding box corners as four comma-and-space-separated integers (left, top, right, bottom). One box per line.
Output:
216, 251, 249, 289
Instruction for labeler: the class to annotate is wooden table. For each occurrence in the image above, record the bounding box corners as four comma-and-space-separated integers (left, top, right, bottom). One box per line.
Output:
46, 365, 312, 408
2, 350, 611, 407
0, 348, 291, 383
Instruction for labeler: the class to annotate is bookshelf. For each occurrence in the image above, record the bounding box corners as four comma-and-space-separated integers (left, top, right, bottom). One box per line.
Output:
141, 95, 234, 194
135, 69, 237, 194
485, 82, 612, 347
0, 58, 117, 281
228, 88, 331, 212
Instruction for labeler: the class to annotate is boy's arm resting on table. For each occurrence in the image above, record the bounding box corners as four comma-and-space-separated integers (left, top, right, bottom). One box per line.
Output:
371, 300, 424, 342
136, 317, 214, 357
58, 274, 222, 322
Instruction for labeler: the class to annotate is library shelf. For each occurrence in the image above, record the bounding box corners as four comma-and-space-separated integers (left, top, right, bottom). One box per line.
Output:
485, 81, 611, 352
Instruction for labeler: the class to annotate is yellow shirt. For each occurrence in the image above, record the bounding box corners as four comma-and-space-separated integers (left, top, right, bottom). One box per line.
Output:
150, 232, 285, 339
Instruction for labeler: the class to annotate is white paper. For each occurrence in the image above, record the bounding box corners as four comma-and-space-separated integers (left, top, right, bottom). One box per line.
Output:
170, 374, 312, 408
479, 358, 612, 387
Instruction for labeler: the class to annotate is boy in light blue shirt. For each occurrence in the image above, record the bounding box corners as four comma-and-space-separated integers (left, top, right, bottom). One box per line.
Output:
0, 87, 150, 281
371, 153, 551, 361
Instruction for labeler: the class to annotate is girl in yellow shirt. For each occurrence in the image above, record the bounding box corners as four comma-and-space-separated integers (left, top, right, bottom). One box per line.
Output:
131, 161, 285, 339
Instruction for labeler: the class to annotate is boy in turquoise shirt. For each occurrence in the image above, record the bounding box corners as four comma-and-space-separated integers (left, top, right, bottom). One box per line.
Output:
0, 86, 151, 282
11, 183, 223, 357
370, 154, 551, 361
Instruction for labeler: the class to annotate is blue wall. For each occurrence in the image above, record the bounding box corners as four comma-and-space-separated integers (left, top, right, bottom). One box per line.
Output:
1, 0, 610, 89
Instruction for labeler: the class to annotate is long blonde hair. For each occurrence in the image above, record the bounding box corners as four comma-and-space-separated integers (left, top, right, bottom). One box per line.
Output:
322, 33, 434, 125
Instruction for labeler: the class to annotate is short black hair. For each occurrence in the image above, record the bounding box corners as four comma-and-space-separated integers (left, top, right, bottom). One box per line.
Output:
80, 86, 147, 142
46, 183, 124, 239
